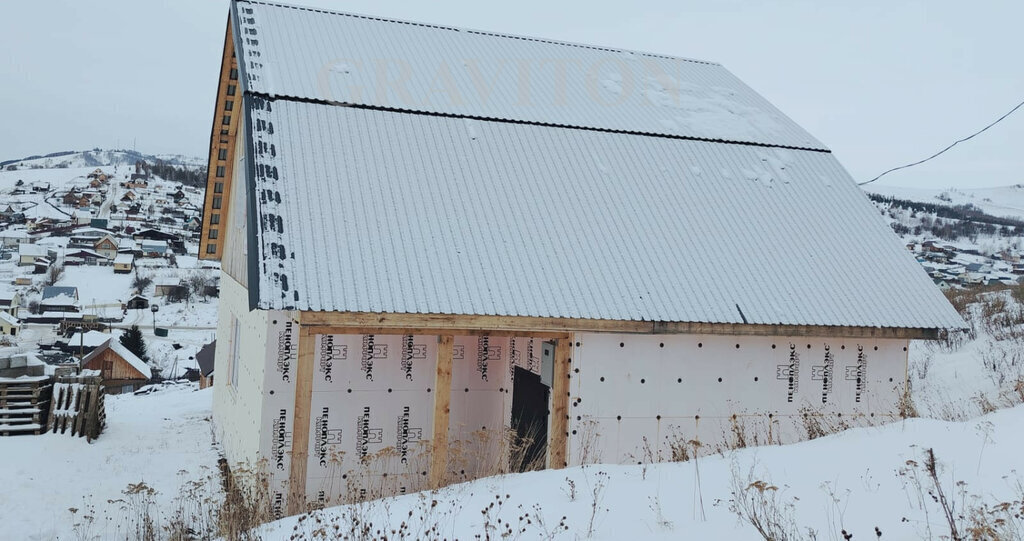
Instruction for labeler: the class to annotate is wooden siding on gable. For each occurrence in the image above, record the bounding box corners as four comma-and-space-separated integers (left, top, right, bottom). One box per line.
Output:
200, 18, 242, 261
81, 347, 148, 382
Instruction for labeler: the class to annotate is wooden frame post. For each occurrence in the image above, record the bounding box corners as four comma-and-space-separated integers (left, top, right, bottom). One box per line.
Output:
548, 336, 571, 469
429, 334, 454, 488
287, 325, 315, 515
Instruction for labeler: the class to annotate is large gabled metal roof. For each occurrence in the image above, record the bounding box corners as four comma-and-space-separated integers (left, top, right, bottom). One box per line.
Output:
244, 98, 963, 329
226, 0, 964, 330
232, 0, 825, 150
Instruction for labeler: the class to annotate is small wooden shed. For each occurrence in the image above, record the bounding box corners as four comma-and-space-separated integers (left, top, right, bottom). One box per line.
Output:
80, 338, 152, 394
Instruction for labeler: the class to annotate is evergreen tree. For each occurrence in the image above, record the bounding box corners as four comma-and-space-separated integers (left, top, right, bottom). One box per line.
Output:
119, 324, 149, 362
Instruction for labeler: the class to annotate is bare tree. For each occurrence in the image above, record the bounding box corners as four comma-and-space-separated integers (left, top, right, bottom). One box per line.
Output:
45, 263, 64, 286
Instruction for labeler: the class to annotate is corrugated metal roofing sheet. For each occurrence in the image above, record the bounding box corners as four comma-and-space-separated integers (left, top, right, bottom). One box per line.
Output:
233, 0, 826, 150
246, 97, 964, 329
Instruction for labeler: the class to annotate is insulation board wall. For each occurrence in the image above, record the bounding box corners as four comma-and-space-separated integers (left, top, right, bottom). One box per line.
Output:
567, 333, 908, 466
257, 313, 298, 518
298, 334, 548, 505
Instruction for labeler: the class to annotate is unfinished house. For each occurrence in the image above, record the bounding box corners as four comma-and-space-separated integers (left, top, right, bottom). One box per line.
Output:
204, 1, 964, 515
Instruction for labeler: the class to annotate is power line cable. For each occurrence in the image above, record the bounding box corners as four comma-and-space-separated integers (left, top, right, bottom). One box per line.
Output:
859, 98, 1024, 185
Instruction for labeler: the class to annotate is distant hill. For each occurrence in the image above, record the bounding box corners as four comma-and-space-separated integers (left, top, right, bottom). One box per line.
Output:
1, 148, 205, 171
864, 184, 1024, 222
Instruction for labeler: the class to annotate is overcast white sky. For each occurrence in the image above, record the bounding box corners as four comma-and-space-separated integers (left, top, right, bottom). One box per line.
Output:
0, 0, 1021, 188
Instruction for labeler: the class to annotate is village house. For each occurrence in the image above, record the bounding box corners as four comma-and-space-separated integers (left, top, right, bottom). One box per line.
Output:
0, 311, 19, 337
62, 330, 112, 357
68, 227, 114, 248
79, 337, 152, 394
87, 168, 108, 182
0, 205, 17, 220
113, 253, 135, 274
0, 228, 31, 248
62, 189, 92, 208
17, 243, 50, 266
32, 257, 51, 275
122, 179, 148, 189
133, 228, 176, 242
41, 286, 79, 313
125, 294, 149, 310
154, 279, 186, 299
117, 237, 137, 253
93, 234, 119, 260
0, 290, 20, 318
140, 239, 168, 257
204, 1, 965, 515
64, 249, 109, 266
72, 211, 95, 226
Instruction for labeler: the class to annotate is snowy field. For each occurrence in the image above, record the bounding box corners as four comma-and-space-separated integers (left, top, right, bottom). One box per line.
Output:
0, 385, 219, 541
261, 407, 1024, 540
2, 389, 1021, 540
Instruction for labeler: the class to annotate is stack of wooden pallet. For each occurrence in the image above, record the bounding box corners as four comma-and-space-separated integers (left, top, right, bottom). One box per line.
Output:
0, 375, 52, 436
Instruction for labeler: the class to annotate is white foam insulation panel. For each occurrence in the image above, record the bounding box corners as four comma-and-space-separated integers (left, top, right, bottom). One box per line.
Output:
295, 334, 548, 504
567, 333, 908, 466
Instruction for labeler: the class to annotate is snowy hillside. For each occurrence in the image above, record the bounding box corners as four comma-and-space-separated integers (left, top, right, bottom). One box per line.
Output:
864, 184, 1024, 288
1, 148, 206, 171
0, 153, 218, 378
866, 184, 1024, 222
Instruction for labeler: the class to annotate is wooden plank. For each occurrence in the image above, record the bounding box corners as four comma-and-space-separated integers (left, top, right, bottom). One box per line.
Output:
302, 326, 570, 340
298, 311, 941, 340
46, 386, 62, 433
200, 18, 241, 262
287, 325, 316, 515
429, 335, 454, 488
548, 337, 571, 469
84, 385, 100, 442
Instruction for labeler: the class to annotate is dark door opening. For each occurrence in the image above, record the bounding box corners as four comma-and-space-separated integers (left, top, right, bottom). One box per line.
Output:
511, 366, 549, 472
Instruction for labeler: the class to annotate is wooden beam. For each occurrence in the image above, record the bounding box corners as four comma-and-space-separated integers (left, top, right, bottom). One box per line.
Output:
287, 325, 316, 515
298, 311, 942, 340
200, 17, 241, 261
300, 326, 569, 340
548, 337, 571, 469
429, 335, 454, 488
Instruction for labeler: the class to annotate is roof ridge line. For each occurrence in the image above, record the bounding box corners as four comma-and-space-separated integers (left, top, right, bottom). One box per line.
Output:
236, 0, 720, 66
247, 91, 833, 153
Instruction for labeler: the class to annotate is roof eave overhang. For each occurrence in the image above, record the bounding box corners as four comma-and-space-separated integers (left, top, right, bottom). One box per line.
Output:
294, 310, 949, 340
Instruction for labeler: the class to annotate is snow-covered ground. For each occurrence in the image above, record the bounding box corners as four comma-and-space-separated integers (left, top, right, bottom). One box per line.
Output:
260, 406, 1024, 540
1, 290, 1022, 539
0, 385, 219, 541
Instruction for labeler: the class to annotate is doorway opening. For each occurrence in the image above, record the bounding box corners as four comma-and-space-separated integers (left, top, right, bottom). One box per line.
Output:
511, 366, 549, 472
